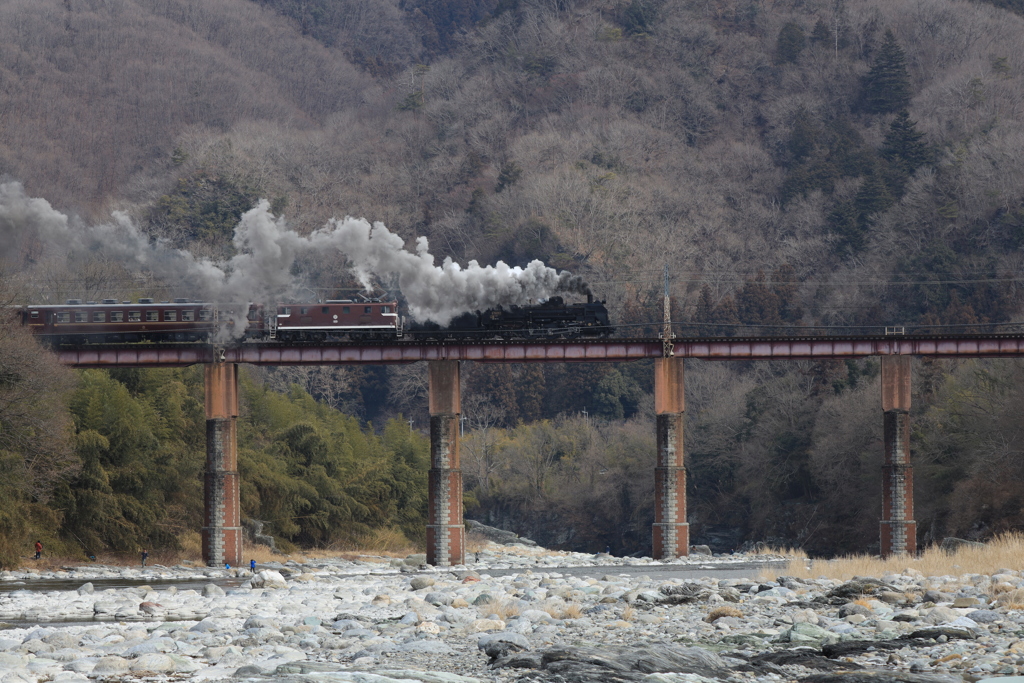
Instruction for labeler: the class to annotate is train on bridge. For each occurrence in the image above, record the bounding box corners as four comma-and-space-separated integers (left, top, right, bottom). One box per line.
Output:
18, 296, 613, 344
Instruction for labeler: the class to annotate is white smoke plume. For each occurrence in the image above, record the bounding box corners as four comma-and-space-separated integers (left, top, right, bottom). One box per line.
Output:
0, 182, 592, 330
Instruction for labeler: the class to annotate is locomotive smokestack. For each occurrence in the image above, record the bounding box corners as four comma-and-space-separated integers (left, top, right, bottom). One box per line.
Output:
587, 292, 593, 304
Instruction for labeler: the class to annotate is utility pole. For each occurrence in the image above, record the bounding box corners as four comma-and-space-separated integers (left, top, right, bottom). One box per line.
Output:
460, 415, 466, 437
662, 264, 675, 357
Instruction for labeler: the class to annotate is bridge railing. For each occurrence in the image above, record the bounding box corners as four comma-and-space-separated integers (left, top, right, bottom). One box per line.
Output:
653, 321, 1024, 339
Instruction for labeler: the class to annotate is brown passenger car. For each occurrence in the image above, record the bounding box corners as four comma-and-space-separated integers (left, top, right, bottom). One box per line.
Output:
24, 298, 224, 344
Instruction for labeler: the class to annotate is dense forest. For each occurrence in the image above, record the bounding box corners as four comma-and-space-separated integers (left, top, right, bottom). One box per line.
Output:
3, 0, 1024, 564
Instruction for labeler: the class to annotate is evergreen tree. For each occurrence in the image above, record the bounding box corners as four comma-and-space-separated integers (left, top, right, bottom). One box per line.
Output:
694, 285, 714, 325
810, 18, 830, 44
861, 30, 912, 114
854, 165, 895, 223
881, 110, 930, 173
788, 107, 819, 161
827, 200, 863, 253
775, 22, 806, 64
737, 272, 782, 326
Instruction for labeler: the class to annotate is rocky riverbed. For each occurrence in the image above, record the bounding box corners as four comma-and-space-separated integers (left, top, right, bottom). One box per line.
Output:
0, 542, 1021, 683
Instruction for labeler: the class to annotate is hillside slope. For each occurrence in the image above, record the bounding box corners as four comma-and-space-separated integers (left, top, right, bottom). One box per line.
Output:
2, 0, 1024, 555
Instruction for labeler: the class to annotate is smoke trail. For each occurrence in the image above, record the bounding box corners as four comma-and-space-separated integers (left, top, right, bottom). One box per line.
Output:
0, 183, 593, 329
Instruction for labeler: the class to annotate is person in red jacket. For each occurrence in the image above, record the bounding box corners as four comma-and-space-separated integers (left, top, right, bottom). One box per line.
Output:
34, 541, 42, 560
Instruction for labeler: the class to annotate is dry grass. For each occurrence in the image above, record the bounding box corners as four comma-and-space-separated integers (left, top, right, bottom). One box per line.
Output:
704, 605, 743, 623
7, 527, 425, 570
995, 588, 1024, 609
466, 532, 491, 554
762, 532, 1024, 581
561, 603, 584, 619
621, 604, 636, 622
477, 597, 521, 621
752, 544, 809, 559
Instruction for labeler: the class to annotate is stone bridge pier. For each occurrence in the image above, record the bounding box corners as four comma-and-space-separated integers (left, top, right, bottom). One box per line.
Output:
653, 356, 688, 558
203, 363, 242, 567
427, 360, 465, 567
881, 356, 916, 557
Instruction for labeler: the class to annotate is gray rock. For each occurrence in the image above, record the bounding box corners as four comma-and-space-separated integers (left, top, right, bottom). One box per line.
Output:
373, 672, 487, 683
243, 616, 279, 630
827, 578, 897, 601
478, 632, 531, 661
90, 656, 130, 675
202, 583, 225, 597
473, 593, 494, 606
273, 661, 346, 674
40, 632, 77, 649
76, 583, 94, 595
493, 644, 728, 680
123, 637, 176, 656
249, 570, 287, 589
399, 640, 454, 654
657, 583, 710, 604
189, 617, 224, 632
410, 577, 435, 590
465, 520, 537, 547
129, 653, 176, 672
689, 545, 713, 556
780, 622, 838, 646
965, 609, 1001, 623
905, 626, 976, 641
425, 591, 454, 606
799, 672, 963, 683
404, 554, 428, 566
838, 603, 872, 618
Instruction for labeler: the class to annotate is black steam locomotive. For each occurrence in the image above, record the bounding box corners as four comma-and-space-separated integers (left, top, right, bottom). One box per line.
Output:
416, 296, 613, 339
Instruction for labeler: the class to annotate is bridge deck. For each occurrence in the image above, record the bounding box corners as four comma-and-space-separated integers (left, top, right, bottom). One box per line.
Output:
53, 334, 1024, 367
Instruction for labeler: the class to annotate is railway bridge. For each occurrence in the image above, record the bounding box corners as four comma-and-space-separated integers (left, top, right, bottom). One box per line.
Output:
56, 334, 1024, 566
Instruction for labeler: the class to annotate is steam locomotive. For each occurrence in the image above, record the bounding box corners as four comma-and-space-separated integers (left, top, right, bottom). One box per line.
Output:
19, 295, 612, 345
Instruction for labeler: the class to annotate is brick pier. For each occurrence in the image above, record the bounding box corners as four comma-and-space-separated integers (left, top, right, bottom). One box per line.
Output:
427, 360, 465, 567
880, 356, 916, 556
653, 356, 688, 558
203, 363, 243, 567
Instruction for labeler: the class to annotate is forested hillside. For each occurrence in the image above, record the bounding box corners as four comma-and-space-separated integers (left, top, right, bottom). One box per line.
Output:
3, 0, 1024, 560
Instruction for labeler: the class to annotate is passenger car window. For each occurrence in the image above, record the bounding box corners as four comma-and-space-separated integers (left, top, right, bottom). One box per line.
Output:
146, 311, 158, 322
164, 311, 177, 321
128, 311, 141, 322
199, 310, 213, 321
182, 310, 195, 321
74, 311, 88, 322
30, 311, 39, 318
111, 312, 124, 322
93, 312, 106, 322
56, 312, 71, 323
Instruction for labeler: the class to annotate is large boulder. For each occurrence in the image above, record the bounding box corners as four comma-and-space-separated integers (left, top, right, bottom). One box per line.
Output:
465, 520, 538, 547
249, 570, 287, 589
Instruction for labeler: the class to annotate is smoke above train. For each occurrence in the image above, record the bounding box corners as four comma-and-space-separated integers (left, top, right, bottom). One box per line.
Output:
0, 182, 592, 335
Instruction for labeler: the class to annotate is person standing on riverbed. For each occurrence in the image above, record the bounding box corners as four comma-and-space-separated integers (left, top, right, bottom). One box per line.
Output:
141, 549, 148, 566
34, 541, 42, 560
